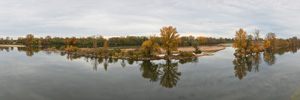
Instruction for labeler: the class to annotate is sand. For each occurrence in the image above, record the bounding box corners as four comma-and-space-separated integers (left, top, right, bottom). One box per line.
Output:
0, 45, 26, 47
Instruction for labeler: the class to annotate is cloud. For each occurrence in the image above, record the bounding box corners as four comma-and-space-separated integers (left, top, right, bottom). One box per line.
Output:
0, 0, 300, 39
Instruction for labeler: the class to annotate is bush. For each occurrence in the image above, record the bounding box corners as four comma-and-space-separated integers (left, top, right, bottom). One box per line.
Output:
97, 48, 103, 55
51, 46, 57, 50
194, 50, 202, 54
127, 50, 134, 57
59, 46, 65, 50
179, 51, 194, 57
73, 46, 80, 52
114, 53, 119, 57
120, 49, 126, 57
108, 50, 114, 56
113, 48, 121, 53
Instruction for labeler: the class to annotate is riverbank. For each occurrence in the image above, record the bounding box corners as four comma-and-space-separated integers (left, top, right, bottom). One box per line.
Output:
57, 45, 227, 60
0, 45, 26, 47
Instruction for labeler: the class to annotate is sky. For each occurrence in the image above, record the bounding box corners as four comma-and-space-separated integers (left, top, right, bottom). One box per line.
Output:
0, 0, 300, 39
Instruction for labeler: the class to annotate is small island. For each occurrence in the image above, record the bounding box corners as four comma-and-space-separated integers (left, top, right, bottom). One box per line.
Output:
0, 26, 230, 60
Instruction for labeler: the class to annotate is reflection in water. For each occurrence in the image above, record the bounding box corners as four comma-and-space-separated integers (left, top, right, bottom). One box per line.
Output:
160, 59, 181, 88
1, 47, 195, 88
140, 58, 198, 88
0, 47, 13, 52
62, 53, 198, 88
233, 46, 300, 80
1, 47, 52, 57
139, 60, 160, 82
291, 86, 300, 100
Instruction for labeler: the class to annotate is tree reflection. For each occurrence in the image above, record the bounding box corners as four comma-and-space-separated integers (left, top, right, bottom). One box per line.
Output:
233, 46, 300, 80
139, 59, 182, 88
160, 59, 181, 88
139, 60, 161, 82
233, 53, 248, 80
0, 47, 10, 52
179, 57, 198, 64
15, 47, 43, 57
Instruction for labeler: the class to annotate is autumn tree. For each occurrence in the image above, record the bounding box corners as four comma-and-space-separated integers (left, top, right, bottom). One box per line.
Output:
233, 29, 247, 53
102, 40, 109, 56
26, 34, 34, 46
264, 32, 276, 50
142, 36, 161, 57
246, 35, 254, 52
160, 26, 181, 56
253, 30, 262, 52
70, 37, 77, 45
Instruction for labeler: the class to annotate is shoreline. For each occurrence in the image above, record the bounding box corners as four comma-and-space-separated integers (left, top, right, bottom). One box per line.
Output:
58, 45, 228, 60
0, 45, 26, 47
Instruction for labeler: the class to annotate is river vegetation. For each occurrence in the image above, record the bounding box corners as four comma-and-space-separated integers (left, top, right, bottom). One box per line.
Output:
233, 28, 300, 55
0, 26, 232, 59
232, 28, 300, 80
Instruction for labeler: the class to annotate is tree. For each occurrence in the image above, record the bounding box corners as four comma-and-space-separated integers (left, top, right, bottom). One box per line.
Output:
265, 32, 276, 50
246, 35, 254, 52
253, 30, 262, 52
233, 29, 247, 53
192, 41, 199, 52
103, 40, 109, 56
263, 40, 271, 50
160, 26, 181, 56
142, 36, 160, 57
26, 34, 34, 45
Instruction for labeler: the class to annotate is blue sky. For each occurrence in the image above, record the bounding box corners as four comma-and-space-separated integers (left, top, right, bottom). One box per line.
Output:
0, 0, 300, 39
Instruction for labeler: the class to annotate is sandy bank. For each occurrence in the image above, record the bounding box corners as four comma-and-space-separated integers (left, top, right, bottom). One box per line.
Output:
0, 45, 26, 47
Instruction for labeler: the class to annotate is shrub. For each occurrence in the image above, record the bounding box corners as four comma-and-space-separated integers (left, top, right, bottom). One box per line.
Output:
73, 46, 80, 52
108, 50, 114, 56
127, 50, 134, 57
51, 46, 57, 50
120, 49, 126, 57
97, 48, 103, 55
114, 53, 119, 57
179, 51, 194, 57
59, 46, 65, 50
113, 48, 121, 53
66, 45, 73, 51
194, 50, 202, 54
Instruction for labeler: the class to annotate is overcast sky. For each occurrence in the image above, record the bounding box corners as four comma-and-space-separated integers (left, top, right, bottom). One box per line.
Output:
1, 0, 300, 39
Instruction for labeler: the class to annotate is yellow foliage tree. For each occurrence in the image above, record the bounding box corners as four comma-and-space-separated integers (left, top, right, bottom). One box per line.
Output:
265, 32, 276, 50
103, 41, 109, 56
233, 29, 247, 53
197, 36, 207, 44
263, 40, 271, 50
142, 36, 160, 57
160, 26, 181, 56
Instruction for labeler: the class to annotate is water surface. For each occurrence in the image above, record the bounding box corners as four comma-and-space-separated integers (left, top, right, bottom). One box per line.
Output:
1, 47, 300, 100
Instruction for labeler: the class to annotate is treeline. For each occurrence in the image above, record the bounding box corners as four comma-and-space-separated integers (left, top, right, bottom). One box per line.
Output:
234, 29, 300, 54
15, 35, 148, 47
0, 37, 14, 44
180, 36, 234, 46
6, 34, 233, 48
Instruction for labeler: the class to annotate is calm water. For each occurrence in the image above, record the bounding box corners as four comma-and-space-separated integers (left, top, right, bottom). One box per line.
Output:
1, 47, 300, 100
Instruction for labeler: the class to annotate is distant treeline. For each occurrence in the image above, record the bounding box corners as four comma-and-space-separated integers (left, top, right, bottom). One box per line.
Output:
0, 34, 234, 47
234, 29, 300, 54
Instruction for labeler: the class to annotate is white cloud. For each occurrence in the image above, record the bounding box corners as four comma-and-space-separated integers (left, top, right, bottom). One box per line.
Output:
0, 0, 300, 39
